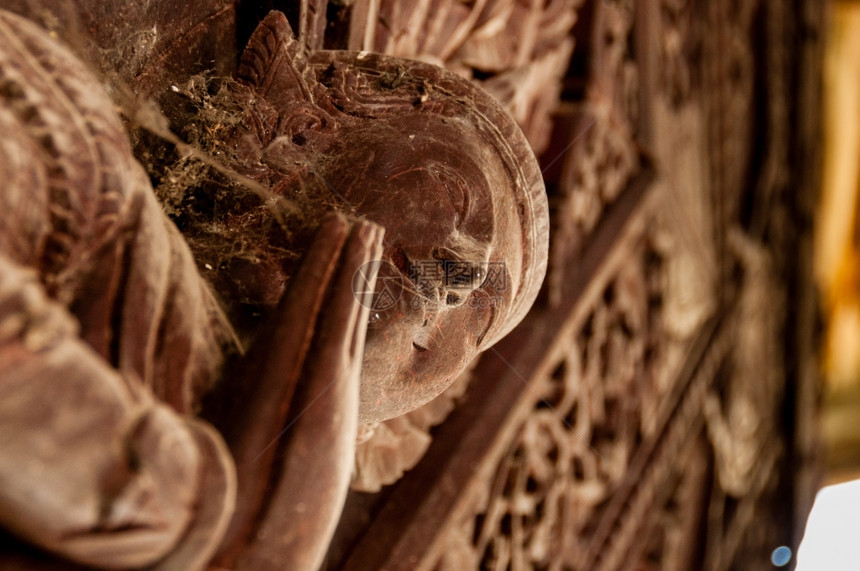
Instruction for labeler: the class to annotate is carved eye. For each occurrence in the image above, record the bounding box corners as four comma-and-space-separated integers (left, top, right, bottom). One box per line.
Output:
433, 247, 482, 293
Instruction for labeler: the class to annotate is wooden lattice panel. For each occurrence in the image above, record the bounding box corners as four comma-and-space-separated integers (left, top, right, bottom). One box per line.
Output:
428, 198, 712, 571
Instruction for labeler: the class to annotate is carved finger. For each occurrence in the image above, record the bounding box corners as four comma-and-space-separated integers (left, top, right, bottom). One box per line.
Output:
212, 213, 384, 567
240, 223, 380, 569
232, 219, 382, 571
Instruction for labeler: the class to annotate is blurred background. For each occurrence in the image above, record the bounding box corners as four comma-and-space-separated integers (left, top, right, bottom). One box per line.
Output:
818, 0, 860, 486
798, 1, 860, 567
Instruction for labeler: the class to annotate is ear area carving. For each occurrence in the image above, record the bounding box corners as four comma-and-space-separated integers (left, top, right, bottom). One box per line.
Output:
275, 101, 336, 146
238, 11, 318, 108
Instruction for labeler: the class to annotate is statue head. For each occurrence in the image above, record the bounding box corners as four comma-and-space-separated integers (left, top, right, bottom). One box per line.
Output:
227, 12, 548, 422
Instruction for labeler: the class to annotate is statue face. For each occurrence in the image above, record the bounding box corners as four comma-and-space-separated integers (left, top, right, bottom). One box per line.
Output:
321, 113, 523, 422
224, 15, 547, 424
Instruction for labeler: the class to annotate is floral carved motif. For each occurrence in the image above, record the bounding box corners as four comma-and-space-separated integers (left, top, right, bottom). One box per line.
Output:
547, 104, 638, 304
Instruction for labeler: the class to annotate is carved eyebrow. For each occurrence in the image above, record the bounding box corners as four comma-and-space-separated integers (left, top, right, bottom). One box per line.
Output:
430, 165, 470, 226
444, 230, 491, 264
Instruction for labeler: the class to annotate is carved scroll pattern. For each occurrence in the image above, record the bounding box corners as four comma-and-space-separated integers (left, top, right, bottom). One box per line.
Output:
428, 221, 692, 570
546, 106, 638, 304
328, 0, 816, 567
544, 0, 640, 304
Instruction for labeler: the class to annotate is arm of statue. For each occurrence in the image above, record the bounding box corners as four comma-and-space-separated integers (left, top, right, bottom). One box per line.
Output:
0, 253, 236, 570
0, 10, 239, 568
208, 213, 383, 570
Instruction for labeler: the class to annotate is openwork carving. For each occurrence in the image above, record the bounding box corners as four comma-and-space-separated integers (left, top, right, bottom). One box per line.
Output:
542, 0, 640, 304
548, 104, 638, 273
0, 1, 823, 569
428, 216, 699, 570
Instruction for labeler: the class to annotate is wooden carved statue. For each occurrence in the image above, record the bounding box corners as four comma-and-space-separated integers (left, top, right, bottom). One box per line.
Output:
0, 8, 548, 571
